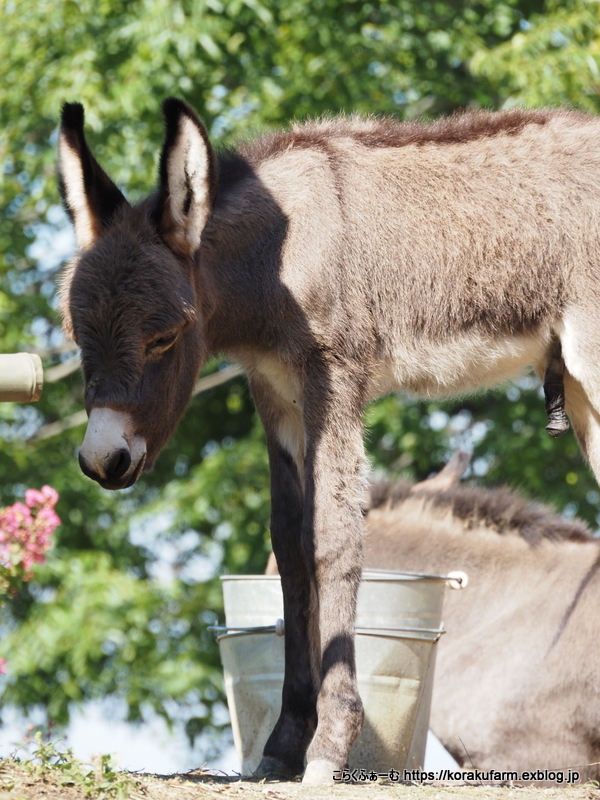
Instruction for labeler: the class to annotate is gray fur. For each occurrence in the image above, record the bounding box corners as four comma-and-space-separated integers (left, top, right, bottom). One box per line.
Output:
57, 100, 600, 780
365, 476, 600, 779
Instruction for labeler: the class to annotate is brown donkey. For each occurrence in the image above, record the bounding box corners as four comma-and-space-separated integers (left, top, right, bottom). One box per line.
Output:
365, 457, 600, 779
57, 101, 600, 783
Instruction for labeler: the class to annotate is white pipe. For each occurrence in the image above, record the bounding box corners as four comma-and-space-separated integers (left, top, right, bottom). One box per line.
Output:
0, 353, 43, 402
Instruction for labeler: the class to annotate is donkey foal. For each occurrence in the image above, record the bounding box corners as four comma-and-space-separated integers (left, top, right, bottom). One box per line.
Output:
57, 101, 600, 783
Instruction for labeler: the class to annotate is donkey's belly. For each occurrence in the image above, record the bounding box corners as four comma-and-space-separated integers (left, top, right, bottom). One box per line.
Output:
371, 328, 552, 400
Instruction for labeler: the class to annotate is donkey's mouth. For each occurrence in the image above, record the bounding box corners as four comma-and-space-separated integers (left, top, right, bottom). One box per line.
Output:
124, 451, 147, 487
99, 452, 147, 491
80, 448, 147, 491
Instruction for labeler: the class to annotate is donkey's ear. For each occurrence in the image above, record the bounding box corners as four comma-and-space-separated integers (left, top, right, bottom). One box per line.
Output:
58, 103, 129, 250
158, 98, 218, 257
411, 450, 471, 494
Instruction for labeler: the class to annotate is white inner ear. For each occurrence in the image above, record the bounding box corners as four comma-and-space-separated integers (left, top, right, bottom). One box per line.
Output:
167, 116, 211, 251
58, 135, 96, 250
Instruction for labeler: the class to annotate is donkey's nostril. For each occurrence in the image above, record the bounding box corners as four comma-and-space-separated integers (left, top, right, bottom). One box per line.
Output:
79, 451, 103, 483
105, 448, 132, 480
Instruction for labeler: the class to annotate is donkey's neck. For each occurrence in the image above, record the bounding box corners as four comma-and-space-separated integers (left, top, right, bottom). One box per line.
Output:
198, 165, 298, 358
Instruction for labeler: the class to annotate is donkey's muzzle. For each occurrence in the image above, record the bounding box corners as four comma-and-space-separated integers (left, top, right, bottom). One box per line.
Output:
79, 407, 147, 490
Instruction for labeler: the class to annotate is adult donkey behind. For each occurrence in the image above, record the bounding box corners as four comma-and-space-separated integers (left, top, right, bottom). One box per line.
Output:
57, 100, 600, 783
364, 455, 600, 779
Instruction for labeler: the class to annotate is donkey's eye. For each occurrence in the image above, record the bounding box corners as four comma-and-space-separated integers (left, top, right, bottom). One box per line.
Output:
147, 331, 178, 354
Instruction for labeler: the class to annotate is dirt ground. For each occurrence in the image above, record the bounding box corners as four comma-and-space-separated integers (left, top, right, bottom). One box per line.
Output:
1, 761, 599, 800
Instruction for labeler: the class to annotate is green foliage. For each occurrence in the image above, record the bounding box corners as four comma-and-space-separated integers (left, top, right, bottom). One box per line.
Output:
0, 0, 599, 757
1, 554, 222, 726
471, 0, 600, 109
366, 383, 599, 521
13, 732, 136, 798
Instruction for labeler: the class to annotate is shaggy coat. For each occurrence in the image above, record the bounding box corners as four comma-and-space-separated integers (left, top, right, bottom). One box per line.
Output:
57, 101, 600, 782
365, 471, 600, 780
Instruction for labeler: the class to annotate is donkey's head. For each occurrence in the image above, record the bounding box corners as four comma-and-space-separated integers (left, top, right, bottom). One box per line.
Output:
58, 99, 218, 489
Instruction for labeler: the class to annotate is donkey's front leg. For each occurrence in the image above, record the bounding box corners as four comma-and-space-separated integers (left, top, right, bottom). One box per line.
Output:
251, 380, 317, 778
301, 368, 366, 784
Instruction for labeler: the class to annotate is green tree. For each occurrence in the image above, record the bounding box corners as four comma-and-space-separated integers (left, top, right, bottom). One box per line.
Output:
1, 0, 599, 751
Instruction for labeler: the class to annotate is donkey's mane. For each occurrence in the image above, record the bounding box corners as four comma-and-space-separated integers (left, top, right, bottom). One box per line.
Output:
369, 479, 593, 546
229, 108, 589, 168
214, 109, 590, 200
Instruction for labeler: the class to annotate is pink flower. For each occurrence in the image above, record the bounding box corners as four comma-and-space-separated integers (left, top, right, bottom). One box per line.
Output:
25, 489, 45, 509
0, 486, 60, 590
41, 486, 59, 505
0, 659, 7, 675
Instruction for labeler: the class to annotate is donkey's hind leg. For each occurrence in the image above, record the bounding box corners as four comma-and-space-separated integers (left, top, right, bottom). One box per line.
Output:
559, 312, 600, 484
562, 371, 600, 484
543, 339, 570, 438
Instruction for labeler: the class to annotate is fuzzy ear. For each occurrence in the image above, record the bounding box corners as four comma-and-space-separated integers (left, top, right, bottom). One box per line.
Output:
411, 450, 471, 494
58, 103, 129, 250
158, 98, 218, 257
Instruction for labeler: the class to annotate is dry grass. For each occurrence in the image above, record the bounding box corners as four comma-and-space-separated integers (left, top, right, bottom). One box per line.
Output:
0, 759, 599, 800
1, 737, 598, 800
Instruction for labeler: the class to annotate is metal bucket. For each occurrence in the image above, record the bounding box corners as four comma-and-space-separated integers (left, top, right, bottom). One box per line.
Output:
216, 570, 453, 775
218, 625, 440, 775
222, 570, 446, 631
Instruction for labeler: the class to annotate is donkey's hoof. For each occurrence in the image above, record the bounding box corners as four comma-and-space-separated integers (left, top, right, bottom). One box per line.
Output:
254, 756, 298, 780
302, 759, 338, 785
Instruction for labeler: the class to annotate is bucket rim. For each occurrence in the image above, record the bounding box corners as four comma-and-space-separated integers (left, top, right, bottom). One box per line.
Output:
211, 624, 445, 643
221, 570, 448, 583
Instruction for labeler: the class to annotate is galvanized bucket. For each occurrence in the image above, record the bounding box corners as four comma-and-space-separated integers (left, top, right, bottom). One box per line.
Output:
217, 625, 440, 775
214, 569, 463, 775
222, 570, 447, 631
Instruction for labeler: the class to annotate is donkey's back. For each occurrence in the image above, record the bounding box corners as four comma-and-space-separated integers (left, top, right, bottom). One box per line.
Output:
238, 109, 600, 400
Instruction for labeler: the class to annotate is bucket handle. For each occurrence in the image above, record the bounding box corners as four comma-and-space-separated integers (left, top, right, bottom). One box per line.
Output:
209, 619, 286, 637
363, 567, 468, 589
